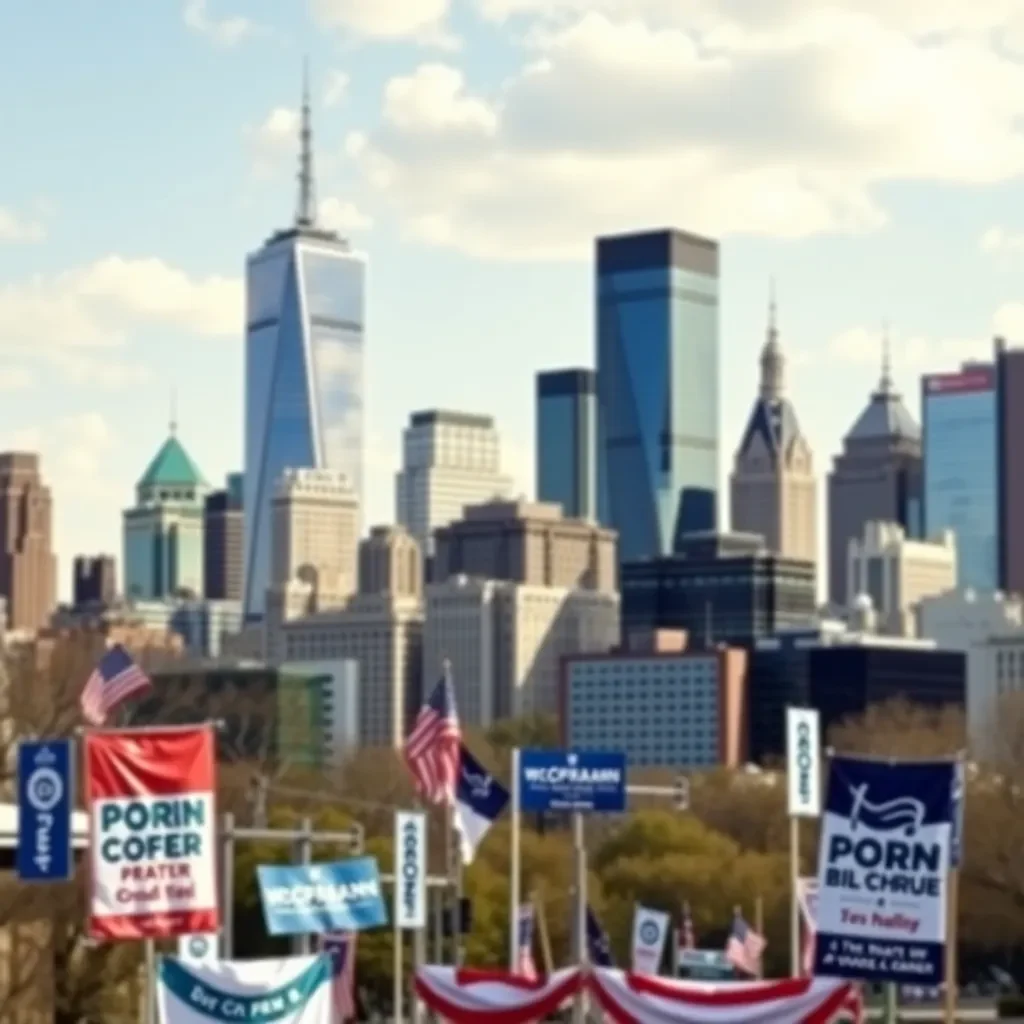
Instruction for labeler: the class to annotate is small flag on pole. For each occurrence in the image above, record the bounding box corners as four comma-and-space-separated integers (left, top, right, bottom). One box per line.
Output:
587, 906, 614, 967
454, 744, 509, 864
724, 909, 767, 977
80, 644, 151, 726
403, 669, 461, 805
321, 932, 357, 1021
516, 904, 538, 980
681, 901, 696, 951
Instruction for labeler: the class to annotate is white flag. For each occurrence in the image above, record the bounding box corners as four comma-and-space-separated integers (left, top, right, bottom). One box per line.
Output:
157, 954, 332, 1023
631, 905, 670, 975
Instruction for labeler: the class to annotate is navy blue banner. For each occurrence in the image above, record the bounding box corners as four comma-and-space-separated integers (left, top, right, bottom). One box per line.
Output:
16, 739, 74, 882
813, 756, 956, 986
520, 749, 626, 813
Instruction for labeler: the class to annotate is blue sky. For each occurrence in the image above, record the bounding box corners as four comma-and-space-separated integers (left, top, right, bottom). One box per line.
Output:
2, 0, 1024, 599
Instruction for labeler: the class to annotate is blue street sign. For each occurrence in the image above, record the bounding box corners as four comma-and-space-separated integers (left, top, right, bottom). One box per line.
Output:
17, 739, 74, 882
519, 749, 627, 813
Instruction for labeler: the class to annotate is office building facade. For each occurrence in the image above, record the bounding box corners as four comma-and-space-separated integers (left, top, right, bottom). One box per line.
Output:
73, 555, 116, 607
730, 295, 817, 564
827, 343, 922, 605
204, 473, 243, 602
433, 499, 617, 594
562, 630, 747, 769
0, 452, 56, 631
621, 531, 816, 649
536, 369, 597, 520
123, 430, 209, 600
922, 364, 997, 590
243, 82, 365, 618
996, 339, 1024, 594
749, 631, 965, 762
846, 521, 957, 637
395, 410, 513, 556
596, 229, 719, 560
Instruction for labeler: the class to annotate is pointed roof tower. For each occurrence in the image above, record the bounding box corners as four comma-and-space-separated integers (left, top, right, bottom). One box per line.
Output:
735, 281, 807, 462
845, 327, 920, 445
295, 58, 317, 228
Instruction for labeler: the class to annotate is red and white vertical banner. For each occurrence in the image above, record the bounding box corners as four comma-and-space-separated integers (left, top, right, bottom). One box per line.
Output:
85, 726, 219, 940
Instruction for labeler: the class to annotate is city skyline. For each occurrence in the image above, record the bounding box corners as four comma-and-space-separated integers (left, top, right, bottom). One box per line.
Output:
3, 1, 1024, 598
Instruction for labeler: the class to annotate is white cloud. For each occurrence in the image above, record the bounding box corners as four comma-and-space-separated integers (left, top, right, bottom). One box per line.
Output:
0, 367, 33, 391
251, 107, 299, 152
311, 0, 457, 46
7, 413, 117, 498
980, 226, 1024, 255
319, 197, 372, 232
324, 70, 351, 108
0, 256, 242, 357
0, 206, 45, 244
353, 6, 1024, 259
182, 0, 259, 46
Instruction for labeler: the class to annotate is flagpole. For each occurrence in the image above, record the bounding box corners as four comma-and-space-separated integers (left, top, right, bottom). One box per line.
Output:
754, 896, 764, 979
532, 890, 554, 976
393, 896, 403, 1024
450, 802, 465, 966
508, 747, 521, 972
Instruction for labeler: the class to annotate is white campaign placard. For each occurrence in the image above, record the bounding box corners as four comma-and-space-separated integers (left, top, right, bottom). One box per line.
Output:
786, 708, 821, 818
631, 905, 669, 975
395, 811, 426, 930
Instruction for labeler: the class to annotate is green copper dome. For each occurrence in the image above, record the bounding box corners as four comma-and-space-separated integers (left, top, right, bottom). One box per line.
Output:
137, 434, 207, 489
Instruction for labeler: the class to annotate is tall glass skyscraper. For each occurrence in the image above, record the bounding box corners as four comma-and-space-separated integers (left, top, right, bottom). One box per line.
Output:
922, 364, 997, 590
596, 229, 719, 560
535, 368, 597, 520
243, 77, 365, 618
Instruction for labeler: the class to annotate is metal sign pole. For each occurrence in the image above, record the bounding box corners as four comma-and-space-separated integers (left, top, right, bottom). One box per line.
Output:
508, 747, 521, 972
393, 914, 403, 1024
145, 939, 156, 1024
789, 816, 800, 977
572, 812, 587, 1024
220, 811, 235, 959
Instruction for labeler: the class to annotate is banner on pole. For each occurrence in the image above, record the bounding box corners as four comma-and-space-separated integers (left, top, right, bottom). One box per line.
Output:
16, 738, 74, 882
630, 905, 669, 974
813, 756, 955, 985
86, 726, 219, 940
157, 954, 332, 1023
258, 858, 389, 936
395, 811, 426, 930
786, 708, 821, 818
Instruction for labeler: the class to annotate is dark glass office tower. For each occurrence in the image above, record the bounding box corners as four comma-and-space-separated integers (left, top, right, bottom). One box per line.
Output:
536, 369, 597, 519
596, 229, 719, 560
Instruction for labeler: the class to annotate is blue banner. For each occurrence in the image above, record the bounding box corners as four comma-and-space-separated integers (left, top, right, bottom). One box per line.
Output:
520, 749, 626, 813
813, 756, 955, 986
16, 739, 73, 882
258, 857, 388, 936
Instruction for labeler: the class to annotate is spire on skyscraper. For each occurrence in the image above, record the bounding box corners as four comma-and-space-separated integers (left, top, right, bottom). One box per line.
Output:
879, 322, 893, 395
296, 58, 317, 228
759, 277, 784, 401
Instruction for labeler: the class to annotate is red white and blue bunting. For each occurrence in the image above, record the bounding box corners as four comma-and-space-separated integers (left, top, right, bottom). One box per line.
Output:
415, 966, 862, 1024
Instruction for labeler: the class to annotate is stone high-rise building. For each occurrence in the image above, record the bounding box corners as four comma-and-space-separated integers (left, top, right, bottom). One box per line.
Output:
204, 473, 243, 601
359, 525, 422, 599
0, 452, 56, 630
730, 295, 817, 565
828, 340, 922, 605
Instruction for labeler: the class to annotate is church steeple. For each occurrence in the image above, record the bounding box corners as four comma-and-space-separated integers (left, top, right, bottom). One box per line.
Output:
759, 278, 785, 401
295, 58, 317, 228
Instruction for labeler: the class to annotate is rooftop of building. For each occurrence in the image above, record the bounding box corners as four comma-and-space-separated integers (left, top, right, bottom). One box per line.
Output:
537, 368, 597, 398
137, 431, 207, 489
596, 228, 719, 278
408, 409, 495, 430
845, 335, 921, 445
449, 498, 615, 532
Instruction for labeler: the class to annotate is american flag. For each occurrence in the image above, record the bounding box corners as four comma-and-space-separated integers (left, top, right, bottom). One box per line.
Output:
681, 901, 696, 951
724, 909, 766, 977
516, 903, 538, 980
321, 931, 357, 1021
80, 644, 151, 726
403, 670, 461, 804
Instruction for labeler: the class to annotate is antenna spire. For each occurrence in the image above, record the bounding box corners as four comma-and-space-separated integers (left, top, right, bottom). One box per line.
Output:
296, 58, 317, 228
169, 387, 178, 436
880, 322, 893, 394
768, 276, 777, 333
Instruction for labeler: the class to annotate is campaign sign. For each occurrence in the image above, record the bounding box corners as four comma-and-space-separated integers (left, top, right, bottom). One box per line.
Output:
16, 739, 73, 882
676, 949, 735, 980
157, 954, 332, 1024
258, 858, 388, 936
519, 749, 627, 813
85, 726, 218, 940
813, 756, 955, 986
394, 811, 426, 930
